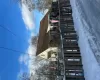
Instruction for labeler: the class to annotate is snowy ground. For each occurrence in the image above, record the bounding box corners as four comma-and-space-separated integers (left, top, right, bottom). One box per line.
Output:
70, 0, 100, 80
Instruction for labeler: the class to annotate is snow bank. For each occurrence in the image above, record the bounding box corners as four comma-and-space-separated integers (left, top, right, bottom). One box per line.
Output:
70, 0, 100, 80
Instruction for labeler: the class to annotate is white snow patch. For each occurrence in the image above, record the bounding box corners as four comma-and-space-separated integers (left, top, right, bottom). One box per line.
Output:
70, 0, 100, 80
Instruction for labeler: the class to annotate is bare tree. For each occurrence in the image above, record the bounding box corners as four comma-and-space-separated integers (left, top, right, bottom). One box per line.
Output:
18, 56, 56, 80
18, 72, 30, 80
31, 35, 38, 47
17, 0, 52, 12
17, 0, 35, 11
36, 0, 52, 12
30, 56, 56, 80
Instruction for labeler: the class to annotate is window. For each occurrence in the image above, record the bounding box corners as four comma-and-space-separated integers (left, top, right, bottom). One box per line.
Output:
71, 40, 76, 42
66, 50, 72, 52
67, 27, 73, 29
67, 59, 80, 61
73, 50, 77, 52
66, 73, 83, 76
66, 70, 82, 72
66, 39, 70, 42
76, 73, 83, 76
68, 23, 73, 27
74, 59, 80, 61
69, 73, 75, 76
64, 27, 67, 28
66, 17, 72, 20
66, 49, 78, 52
64, 33, 69, 36
66, 73, 68, 75
68, 59, 73, 61
62, 7, 71, 10
70, 33, 76, 35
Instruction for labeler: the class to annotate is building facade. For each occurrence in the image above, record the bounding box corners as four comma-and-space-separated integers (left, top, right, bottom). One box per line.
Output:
36, 0, 85, 80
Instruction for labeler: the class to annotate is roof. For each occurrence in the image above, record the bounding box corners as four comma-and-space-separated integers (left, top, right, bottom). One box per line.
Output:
36, 12, 50, 55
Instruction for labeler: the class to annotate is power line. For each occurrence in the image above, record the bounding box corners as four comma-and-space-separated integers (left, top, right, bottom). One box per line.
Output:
0, 46, 28, 54
0, 24, 29, 44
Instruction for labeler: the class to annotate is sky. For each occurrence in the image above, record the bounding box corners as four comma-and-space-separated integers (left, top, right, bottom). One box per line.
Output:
0, 0, 43, 80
